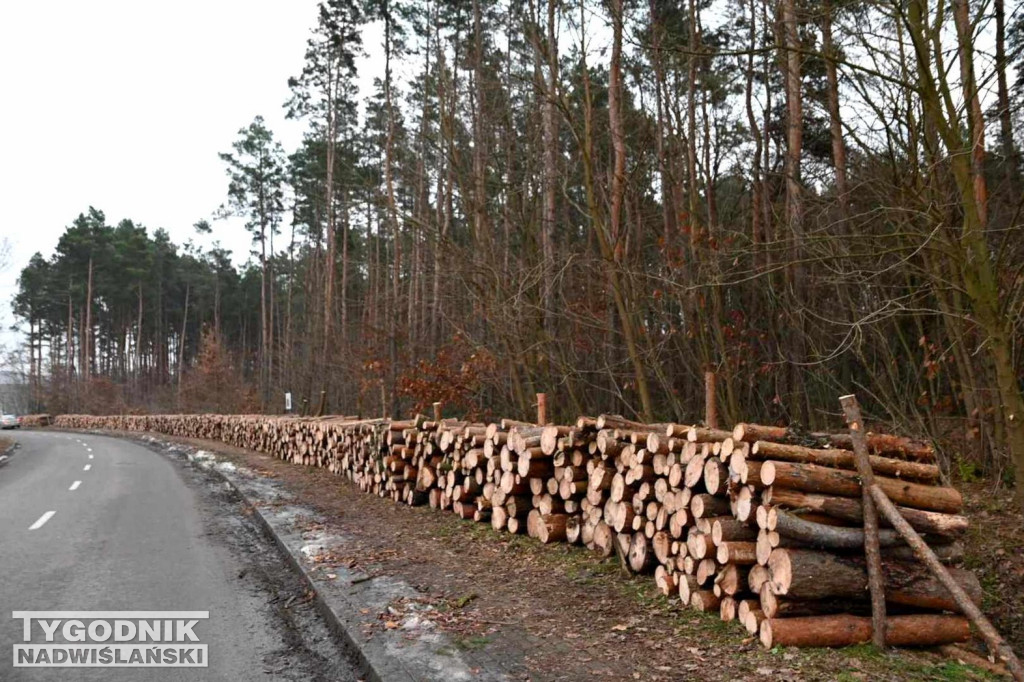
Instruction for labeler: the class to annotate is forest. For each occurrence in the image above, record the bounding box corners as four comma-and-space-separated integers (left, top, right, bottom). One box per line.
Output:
11, 0, 1024, 500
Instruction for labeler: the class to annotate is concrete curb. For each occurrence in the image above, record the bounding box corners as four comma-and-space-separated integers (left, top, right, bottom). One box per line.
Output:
97, 431, 512, 682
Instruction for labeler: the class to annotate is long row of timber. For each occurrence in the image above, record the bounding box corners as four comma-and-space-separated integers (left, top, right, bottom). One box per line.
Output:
49, 411, 979, 651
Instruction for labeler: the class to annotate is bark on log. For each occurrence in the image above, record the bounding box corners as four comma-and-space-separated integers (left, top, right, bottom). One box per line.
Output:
733, 423, 936, 463
767, 548, 982, 611
771, 509, 907, 549
763, 488, 967, 537
712, 518, 758, 545
841, 393, 887, 647
760, 461, 962, 513
760, 614, 969, 649
751, 440, 940, 482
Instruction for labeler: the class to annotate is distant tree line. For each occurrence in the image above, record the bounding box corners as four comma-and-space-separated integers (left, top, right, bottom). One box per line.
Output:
12, 0, 1024, 501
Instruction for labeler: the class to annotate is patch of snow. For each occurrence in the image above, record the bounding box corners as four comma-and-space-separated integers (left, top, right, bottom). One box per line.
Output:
401, 614, 436, 631
300, 543, 326, 558
188, 450, 215, 463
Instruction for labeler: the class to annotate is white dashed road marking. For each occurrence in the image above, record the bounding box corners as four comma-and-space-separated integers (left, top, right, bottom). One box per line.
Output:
29, 511, 56, 530
83, 464, 91, 471
88, 454, 94, 459
69, 481, 82, 491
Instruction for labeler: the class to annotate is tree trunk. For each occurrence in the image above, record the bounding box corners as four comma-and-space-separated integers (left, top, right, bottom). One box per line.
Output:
177, 280, 190, 405
993, 0, 1019, 194
781, 0, 807, 424
539, 0, 558, 338
605, 0, 653, 421
908, 0, 1024, 510
322, 59, 338, 396
384, 3, 401, 418
745, 0, 763, 253
821, 0, 849, 223
84, 255, 93, 382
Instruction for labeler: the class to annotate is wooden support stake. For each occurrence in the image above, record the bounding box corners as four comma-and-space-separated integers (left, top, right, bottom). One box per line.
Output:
839, 394, 887, 648
537, 393, 547, 426
432, 401, 443, 422
869, 482, 1024, 680
704, 370, 717, 429
316, 390, 327, 417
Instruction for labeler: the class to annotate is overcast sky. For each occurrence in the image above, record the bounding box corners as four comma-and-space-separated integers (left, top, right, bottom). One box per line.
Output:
0, 0, 385, 350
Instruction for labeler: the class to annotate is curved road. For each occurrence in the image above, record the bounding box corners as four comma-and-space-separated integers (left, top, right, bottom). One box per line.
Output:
0, 430, 358, 681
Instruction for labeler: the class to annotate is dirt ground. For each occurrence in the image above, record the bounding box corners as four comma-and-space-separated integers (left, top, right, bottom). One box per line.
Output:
958, 482, 1024, 660
126, 431, 1016, 681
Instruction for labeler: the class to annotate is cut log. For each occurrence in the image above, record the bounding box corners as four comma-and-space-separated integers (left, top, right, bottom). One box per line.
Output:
763, 488, 967, 537
687, 427, 733, 443
719, 596, 738, 621
536, 516, 569, 540
760, 614, 969, 649
687, 531, 715, 560
678, 573, 699, 604
491, 505, 508, 532
654, 565, 677, 596
626, 532, 651, 573
824, 433, 935, 463
613, 532, 633, 573
733, 423, 936, 463
696, 558, 718, 586
770, 509, 908, 549
652, 531, 673, 565
716, 541, 758, 565
691, 494, 731, 519
748, 564, 770, 594
566, 515, 583, 545
703, 459, 729, 495
714, 563, 749, 596
734, 486, 755, 523
690, 590, 721, 612
841, 393, 887, 648
760, 589, 871, 619
712, 518, 758, 545
751, 440, 940, 482
767, 549, 982, 611
592, 521, 614, 558
740, 605, 765, 635
760, 461, 962, 513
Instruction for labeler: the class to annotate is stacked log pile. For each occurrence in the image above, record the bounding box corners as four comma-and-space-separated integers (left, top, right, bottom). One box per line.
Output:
18, 414, 52, 427
50, 413, 979, 652
726, 423, 974, 648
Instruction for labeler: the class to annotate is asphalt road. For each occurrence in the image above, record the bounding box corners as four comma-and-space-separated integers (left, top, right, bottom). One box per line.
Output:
0, 430, 359, 681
